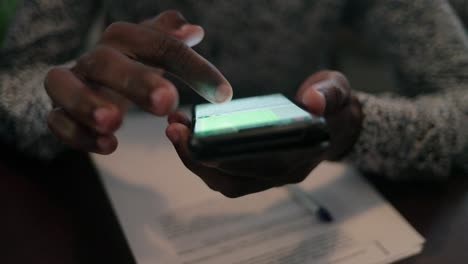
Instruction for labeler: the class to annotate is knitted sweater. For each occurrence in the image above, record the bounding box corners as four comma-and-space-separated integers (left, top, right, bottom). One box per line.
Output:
1, 0, 467, 180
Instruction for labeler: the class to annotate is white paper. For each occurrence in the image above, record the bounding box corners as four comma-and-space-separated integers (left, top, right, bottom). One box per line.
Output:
93, 112, 424, 264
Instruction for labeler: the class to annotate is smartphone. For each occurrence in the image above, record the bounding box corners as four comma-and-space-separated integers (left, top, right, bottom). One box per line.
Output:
189, 94, 329, 160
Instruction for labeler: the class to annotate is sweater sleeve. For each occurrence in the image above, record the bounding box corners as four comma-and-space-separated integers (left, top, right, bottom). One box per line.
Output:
448, 0, 468, 27
0, 0, 99, 159
346, 0, 468, 180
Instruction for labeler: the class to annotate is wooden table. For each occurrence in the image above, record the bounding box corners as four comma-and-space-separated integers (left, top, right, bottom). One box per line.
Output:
369, 172, 468, 263
1, 148, 467, 264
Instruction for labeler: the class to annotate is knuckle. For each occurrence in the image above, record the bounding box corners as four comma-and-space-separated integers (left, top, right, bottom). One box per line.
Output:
66, 123, 81, 143
92, 45, 116, 60
102, 22, 131, 42
51, 79, 89, 114
76, 46, 115, 77
67, 92, 86, 113
76, 53, 95, 76
140, 69, 165, 88
152, 33, 170, 61
152, 33, 173, 59
91, 46, 115, 69
155, 35, 189, 65
45, 67, 66, 92
47, 110, 76, 141
173, 44, 194, 74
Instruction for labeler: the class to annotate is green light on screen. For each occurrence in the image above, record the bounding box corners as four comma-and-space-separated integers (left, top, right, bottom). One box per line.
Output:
196, 109, 279, 136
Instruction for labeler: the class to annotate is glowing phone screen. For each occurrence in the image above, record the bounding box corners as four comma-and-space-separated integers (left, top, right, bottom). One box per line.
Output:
193, 94, 315, 137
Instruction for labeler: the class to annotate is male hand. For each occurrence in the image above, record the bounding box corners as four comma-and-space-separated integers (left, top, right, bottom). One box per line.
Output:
45, 10, 232, 154
166, 71, 362, 198
296, 71, 362, 161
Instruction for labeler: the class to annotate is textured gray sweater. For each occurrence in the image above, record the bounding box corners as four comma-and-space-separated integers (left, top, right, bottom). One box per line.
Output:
1, 0, 467, 180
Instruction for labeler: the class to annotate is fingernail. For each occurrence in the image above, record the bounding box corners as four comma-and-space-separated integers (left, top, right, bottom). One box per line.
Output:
215, 83, 233, 103
180, 25, 204, 47
179, 24, 193, 31
151, 89, 169, 115
151, 89, 164, 107
302, 88, 326, 115
94, 108, 111, 123
94, 107, 115, 133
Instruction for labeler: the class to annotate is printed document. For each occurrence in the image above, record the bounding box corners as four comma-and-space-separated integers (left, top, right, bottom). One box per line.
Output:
93, 112, 424, 264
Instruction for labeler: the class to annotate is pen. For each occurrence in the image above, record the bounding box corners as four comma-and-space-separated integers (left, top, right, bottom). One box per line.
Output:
286, 185, 334, 223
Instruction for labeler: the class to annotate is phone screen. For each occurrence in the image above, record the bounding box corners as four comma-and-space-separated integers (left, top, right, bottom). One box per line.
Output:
193, 94, 317, 138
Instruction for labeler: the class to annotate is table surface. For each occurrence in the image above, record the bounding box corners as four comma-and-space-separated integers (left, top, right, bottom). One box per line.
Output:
1, 148, 467, 264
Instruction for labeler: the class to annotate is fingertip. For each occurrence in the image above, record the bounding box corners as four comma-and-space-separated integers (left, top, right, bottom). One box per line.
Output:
151, 84, 179, 116
166, 123, 180, 144
193, 82, 232, 104
166, 122, 191, 145
96, 135, 118, 154
176, 24, 205, 47
94, 106, 123, 134
214, 83, 233, 103
302, 88, 326, 116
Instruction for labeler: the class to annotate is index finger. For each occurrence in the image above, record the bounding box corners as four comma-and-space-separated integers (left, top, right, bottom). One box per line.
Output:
100, 22, 233, 103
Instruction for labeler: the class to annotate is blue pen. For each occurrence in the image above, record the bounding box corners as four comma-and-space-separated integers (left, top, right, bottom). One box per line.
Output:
286, 185, 334, 223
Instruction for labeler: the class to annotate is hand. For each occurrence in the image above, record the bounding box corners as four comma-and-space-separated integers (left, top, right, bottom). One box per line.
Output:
166, 71, 362, 198
296, 70, 362, 161
45, 10, 232, 154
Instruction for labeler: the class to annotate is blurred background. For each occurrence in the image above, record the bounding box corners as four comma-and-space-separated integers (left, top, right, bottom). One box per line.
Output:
0, 0, 17, 44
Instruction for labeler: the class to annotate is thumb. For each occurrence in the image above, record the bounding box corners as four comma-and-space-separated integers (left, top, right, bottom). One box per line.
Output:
142, 10, 204, 47
166, 122, 192, 162
297, 71, 351, 116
